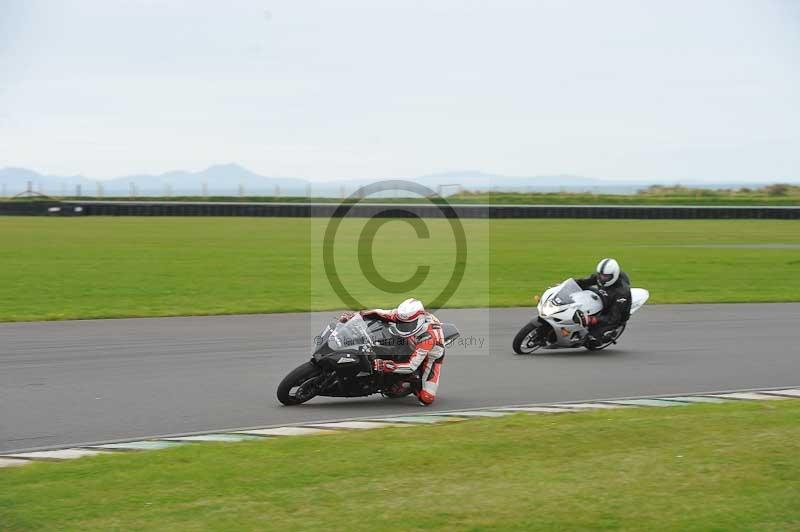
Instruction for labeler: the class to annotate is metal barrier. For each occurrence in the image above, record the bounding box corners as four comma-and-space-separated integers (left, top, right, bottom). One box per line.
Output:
1, 200, 799, 219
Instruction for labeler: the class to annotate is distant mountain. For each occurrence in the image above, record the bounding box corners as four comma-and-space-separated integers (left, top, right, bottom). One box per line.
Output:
0, 164, 309, 196
104, 163, 309, 195
1, 164, 796, 198
0, 167, 95, 196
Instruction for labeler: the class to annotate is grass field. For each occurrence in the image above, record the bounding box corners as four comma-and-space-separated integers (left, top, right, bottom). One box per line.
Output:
1, 217, 799, 321
2, 401, 799, 530
34, 183, 800, 205
453, 184, 800, 205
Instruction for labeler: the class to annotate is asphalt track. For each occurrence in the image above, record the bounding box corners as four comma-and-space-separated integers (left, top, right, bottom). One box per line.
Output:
1, 304, 798, 453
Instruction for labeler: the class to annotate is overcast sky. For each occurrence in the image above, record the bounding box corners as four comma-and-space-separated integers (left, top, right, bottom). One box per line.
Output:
1, 0, 798, 182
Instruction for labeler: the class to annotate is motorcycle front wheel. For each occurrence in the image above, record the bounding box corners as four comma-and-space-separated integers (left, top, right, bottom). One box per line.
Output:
277, 361, 324, 405
512, 321, 546, 354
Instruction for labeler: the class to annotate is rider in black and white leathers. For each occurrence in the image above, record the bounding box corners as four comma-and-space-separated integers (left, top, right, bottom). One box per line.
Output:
575, 258, 632, 342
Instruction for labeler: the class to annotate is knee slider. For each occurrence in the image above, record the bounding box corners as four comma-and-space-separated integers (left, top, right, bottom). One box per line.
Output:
417, 390, 436, 405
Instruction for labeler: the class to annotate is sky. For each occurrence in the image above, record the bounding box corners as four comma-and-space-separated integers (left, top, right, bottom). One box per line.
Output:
1, 0, 798, 182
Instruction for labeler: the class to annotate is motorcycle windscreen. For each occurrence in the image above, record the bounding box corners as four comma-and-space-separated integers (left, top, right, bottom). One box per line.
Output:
328, 315, 375, 351
313, 322, 335, 355
550, 278, 582, 306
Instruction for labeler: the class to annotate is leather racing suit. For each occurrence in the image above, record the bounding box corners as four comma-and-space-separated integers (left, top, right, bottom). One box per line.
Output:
360, 308, 446, 405
575, 271, 632, 341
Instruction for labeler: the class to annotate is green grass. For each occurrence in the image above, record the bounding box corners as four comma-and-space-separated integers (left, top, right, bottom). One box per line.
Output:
36, 193, 800, 205
453, 184, 800, 205
1, 217, 799, 321
30, 182, 800, 205
2, 401, 799, 530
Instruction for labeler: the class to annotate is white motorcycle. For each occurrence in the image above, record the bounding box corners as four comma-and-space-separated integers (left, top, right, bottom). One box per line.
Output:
512, 278, 649, 354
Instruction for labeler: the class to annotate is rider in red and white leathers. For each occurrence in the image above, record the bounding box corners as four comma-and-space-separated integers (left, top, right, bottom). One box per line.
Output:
340, 298, 445, 406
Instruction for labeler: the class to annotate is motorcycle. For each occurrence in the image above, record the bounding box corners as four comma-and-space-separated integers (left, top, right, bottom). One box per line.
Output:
512, 278, 649, 354
277, 313, 461, 405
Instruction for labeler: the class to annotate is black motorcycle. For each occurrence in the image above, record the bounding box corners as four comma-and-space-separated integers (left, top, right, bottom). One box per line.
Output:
277, 314, 460, 405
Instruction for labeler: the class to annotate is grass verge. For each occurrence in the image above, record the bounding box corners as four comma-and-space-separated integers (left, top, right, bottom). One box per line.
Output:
1, 217, 799, 321
37, 183, 800, 204
1, 401, 799, 530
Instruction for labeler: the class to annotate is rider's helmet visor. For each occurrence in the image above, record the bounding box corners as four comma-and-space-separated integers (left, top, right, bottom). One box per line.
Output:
598, 273, 614, 285
396, 319, 418, 334
394, 317, 424, 336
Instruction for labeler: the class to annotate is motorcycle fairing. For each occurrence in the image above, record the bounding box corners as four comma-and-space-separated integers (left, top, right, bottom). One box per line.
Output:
309, 314, 420, 397
537, 278, 604, 347
630, 288, 650, 315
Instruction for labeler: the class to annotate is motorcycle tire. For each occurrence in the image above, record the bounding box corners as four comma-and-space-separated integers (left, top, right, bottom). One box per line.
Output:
512, 321, 545, 354
277, 361, 323, 405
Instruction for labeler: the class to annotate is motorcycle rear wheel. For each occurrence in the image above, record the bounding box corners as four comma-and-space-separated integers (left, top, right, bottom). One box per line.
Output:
513, 322, 546, 354
277, 362, 323, 405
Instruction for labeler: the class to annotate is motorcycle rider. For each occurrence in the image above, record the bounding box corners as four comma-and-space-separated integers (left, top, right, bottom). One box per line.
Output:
575, 258, 632, 345
339, 298, 445, 406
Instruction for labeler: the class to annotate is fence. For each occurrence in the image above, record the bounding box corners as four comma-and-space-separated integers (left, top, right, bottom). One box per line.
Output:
2, 201, 799, 219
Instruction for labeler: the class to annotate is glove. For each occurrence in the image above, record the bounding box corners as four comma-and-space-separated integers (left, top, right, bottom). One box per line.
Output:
577, 310, 598, 328
373, 359, 398, 373
338, 311, 356, 323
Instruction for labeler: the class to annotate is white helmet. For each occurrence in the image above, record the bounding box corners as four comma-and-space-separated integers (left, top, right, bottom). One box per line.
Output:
390, 298, 426, 337
596, 258, 620, 287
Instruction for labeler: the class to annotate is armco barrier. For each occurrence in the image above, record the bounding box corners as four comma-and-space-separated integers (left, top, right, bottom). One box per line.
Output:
1, 201, 800, 219
0, 201, 64, 216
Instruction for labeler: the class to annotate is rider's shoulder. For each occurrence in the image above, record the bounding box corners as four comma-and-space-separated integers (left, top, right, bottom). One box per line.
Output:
412, 321, 442, 345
